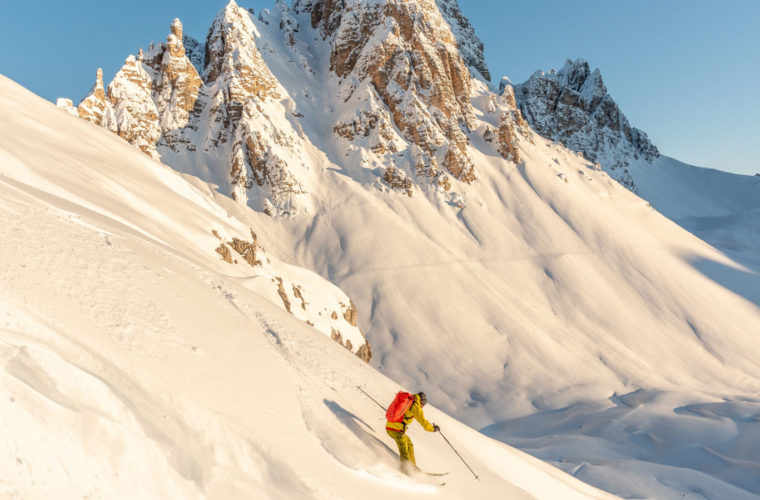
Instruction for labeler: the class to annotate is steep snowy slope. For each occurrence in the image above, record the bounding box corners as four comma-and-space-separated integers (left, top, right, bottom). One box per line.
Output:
0, 75, 618, 499
48, 1, 760, 498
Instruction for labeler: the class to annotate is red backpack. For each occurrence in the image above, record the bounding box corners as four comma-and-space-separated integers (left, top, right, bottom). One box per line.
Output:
386, 392, 415, 422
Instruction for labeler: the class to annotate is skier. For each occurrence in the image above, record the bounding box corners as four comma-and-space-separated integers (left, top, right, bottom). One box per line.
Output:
385, 391, 440, 473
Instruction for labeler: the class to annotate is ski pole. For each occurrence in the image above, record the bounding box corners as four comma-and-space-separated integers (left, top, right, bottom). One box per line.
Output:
439, 430, 480, 481
357, 385, 387, 411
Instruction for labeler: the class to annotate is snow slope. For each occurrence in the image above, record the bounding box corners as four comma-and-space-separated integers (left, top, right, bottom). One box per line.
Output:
0, 75, 617, 499
13, 0, 760, 497
232, 26, 760, 494
631, 155, 760, 274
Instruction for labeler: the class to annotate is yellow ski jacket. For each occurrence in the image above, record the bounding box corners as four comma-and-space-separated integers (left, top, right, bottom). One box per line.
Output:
386, 394, 435, 433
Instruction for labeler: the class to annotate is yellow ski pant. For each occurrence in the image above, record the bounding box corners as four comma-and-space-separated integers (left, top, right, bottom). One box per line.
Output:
386, 429, 416, 467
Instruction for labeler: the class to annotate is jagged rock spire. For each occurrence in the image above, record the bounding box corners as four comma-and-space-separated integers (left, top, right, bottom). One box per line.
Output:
514, 58, 659, 189
203, 0, 279, 99
76, 68, 108, 124
170, 18, 183, 38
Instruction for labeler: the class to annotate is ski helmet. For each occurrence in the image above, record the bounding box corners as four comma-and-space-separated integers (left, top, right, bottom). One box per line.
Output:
417, 392, 427, 406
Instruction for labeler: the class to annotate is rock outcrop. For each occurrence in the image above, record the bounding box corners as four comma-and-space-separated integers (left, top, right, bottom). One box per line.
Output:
513, 59, 659, 189
209, 226, 371, 362
55, 98, 78, 117
107, 52, 163, 157
154, 19, 204, 151
483, 82, 533, 164
75, 69, 116, 130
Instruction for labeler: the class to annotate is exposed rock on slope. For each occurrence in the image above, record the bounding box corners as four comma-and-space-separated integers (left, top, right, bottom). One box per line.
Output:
209, 226, 371, 360
513, 59, 659, 190
482, 83, 533, 164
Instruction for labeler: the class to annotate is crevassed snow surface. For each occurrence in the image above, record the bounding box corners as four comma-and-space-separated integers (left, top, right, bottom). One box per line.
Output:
0, 75, 618, 499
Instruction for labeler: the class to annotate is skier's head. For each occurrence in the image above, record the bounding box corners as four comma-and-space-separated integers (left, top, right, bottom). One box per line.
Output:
417, 392, 427, 406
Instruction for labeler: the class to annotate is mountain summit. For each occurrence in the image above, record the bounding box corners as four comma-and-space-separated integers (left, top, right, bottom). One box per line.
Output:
512, 59, 659, 190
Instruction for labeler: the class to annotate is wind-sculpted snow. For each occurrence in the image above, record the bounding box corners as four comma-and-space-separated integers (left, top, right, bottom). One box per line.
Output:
484, 390, 760, 500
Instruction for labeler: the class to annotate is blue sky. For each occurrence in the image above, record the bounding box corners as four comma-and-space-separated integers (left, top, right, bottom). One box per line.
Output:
1, 0, 758, 175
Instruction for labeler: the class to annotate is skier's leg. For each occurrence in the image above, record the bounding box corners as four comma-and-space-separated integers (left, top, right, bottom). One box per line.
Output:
406, 436, 416, 466
386, 429, 408, 465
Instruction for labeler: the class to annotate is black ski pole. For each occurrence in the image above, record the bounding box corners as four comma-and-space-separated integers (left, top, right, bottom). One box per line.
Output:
357, 385, 387, 411
439, 430, 480, 481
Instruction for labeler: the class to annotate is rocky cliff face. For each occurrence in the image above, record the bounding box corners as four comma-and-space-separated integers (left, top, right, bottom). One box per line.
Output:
201, 1, 311, 214
434, 0, 490, 82
297, 0, 479, 191
513, 59, 659, 190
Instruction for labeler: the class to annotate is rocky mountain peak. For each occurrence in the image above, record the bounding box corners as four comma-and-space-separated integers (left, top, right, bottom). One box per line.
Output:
513, 58, 659, 189
203, 0, 279, 101
170, 17, 183, 38
201, 1, 311, 214
305, 0, 478, 190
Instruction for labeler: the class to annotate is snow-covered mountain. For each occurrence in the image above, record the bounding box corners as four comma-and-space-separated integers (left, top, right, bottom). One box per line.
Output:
21, 0, 760, 498
1, 73, 620, 500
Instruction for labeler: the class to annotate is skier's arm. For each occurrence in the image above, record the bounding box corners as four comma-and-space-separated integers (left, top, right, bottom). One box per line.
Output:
412, 404, 436, 432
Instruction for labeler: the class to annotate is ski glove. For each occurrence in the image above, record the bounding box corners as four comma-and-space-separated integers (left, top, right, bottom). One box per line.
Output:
433, 424, 440, 432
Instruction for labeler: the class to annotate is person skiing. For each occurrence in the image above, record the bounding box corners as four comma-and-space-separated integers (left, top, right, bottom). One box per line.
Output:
385, 391, 440, 473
